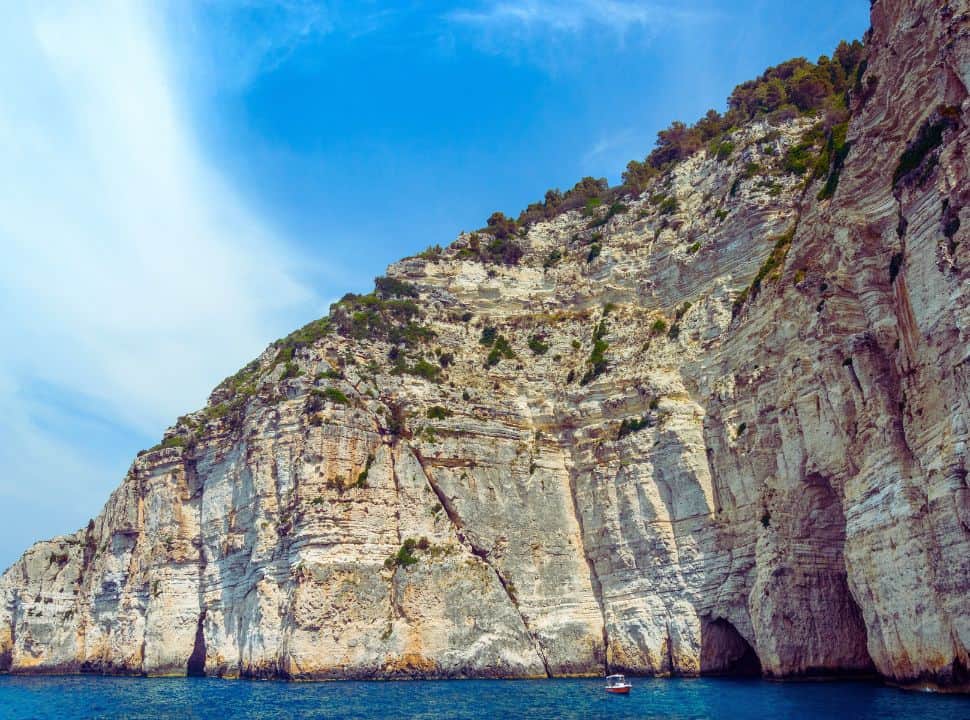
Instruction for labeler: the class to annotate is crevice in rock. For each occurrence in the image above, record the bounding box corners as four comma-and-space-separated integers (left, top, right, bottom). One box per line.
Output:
700, 617, 762, 676
191, 458, 209, 678
412, 447, 552, 678
186, 610, 207, 676
388, 443, 403, 545
665, 621, 675, 675
564, 462, 610, 674
385, 444, 406, 634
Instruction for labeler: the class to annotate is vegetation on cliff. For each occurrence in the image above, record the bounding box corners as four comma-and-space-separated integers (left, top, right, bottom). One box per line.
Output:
451, 38, 868, 258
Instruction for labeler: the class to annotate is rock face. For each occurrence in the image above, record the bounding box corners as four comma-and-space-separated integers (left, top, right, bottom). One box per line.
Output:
1, 0, 967, 691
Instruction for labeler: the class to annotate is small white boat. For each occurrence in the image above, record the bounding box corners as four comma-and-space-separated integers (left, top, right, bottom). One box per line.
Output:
605, 673, 631, 694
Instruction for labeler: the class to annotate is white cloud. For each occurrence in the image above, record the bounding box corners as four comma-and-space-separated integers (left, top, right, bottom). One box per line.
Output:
168, 0, 335, 90
442, 0, 714, 72
447, 0, 709, 41
582, 128, 637, 167
0, 0, 318, 564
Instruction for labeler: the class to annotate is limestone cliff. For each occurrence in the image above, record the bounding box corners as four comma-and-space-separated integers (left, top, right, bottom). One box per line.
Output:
2, 0, 967, 691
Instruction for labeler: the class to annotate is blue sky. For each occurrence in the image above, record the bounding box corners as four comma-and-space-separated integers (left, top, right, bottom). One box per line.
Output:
0, 0, 869, 570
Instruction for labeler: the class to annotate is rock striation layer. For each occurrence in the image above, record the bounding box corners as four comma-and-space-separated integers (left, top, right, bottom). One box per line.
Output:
2, 0, 968, 691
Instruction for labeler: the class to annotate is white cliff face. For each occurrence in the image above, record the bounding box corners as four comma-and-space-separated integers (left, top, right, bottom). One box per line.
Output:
1, 0, 968, 691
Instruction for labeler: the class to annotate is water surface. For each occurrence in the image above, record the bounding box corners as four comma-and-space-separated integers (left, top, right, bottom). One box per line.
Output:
0, 675, 967, 720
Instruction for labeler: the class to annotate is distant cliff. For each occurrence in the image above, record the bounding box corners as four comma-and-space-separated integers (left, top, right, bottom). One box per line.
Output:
2, 0, 967, 691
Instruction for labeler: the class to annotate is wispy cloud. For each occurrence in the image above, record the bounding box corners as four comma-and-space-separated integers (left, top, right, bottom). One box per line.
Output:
168, 0, 335, 89
447, 0, 711, 45
169, 1, 405, 90
0, 0, 317, 566
582, 128, 638, 167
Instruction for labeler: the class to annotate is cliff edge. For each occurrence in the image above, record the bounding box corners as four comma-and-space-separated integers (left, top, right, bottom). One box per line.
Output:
2, 0, 967, 690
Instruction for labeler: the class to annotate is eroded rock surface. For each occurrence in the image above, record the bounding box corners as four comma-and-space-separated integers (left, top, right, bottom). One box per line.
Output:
2, 0, 967, 690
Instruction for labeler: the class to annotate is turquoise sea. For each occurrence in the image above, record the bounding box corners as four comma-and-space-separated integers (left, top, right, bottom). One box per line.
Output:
0, 676, 967, 720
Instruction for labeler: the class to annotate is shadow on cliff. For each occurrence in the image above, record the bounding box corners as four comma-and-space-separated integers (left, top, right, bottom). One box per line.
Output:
700, 618, 762, 676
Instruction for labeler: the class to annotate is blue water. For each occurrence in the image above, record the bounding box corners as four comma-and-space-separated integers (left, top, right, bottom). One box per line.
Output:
0, 676, 966, 720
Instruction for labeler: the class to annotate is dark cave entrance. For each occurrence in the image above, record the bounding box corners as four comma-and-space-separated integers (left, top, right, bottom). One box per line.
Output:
700, 618, 762, 676
186, 611, 207, 677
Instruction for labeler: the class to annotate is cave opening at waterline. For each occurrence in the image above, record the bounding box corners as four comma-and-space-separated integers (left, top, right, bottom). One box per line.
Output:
700, 618, 762, 676
187, 611, 207, 677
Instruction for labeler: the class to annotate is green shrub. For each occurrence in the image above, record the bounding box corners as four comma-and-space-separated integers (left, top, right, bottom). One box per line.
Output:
892, 106, 960, 188
275, 317, 332, 356
687, 242, 700, 255
622, 159, 659, 193
588, 201, 628, 228
617, 415, 652, 439
356, 454, 374, 488
486, 335, 515, 367
385, 538, 419, 568
586, 243, 602, 263
715, 209, 728, 221
408, 359, 441, 381
733, 225, 797, 316
528, 335, 550, 355
203, 402, 230, 421
322, 387, 349, 405
329, 292, 434, 348
650, 318, 668, 335
783, 142, 814, 175
391, 355, 440, 381
281, 361, 302, 380
658, 196, 679, 215
580, 319, 609, 385
543, 249, 562, 268
375, 276, 419, 299
517, 188, 564, 226
711, 140, 735, 161
505, 40, 867, 219
160, 435, 187, 449
583, 196, 603, 216
426, 406, 452, 420
462, 214, 524, 265
417, 245, 443, 260
485, 211, 517, 239
480, 326, 497, 346
816, 121, 851, 200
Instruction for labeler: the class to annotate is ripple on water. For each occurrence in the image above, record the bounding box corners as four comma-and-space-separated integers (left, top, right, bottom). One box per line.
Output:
0, 676, 967, 720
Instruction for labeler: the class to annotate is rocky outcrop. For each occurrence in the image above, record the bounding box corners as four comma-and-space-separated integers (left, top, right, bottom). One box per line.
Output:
1, 0, 967, 691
